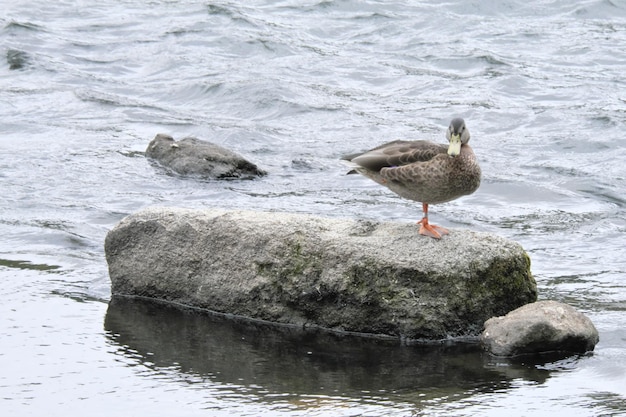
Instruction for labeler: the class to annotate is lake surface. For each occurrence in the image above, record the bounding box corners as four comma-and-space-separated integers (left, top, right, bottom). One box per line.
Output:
1, 0, 625, 415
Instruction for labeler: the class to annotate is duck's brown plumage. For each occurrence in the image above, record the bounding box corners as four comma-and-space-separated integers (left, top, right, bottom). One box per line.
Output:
344, 118, 481, 238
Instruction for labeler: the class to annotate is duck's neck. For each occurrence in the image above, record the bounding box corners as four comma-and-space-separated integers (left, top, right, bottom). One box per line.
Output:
449, 144, 477, 168
458, 144, 475, 158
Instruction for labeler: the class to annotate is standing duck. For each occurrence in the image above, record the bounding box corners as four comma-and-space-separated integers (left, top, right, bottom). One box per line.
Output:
343, 118, 481, 239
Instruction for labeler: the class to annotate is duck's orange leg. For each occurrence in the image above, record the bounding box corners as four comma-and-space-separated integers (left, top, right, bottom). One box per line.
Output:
417, 203, 449, 239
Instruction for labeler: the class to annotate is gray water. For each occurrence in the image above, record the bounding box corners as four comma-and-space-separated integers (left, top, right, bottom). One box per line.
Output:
1, 0, 625, 415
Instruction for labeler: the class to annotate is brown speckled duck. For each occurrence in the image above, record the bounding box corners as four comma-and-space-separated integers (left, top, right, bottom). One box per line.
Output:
343, 118, 481, 239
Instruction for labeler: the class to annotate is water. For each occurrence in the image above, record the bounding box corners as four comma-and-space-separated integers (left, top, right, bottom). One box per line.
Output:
1, 0, 625, 415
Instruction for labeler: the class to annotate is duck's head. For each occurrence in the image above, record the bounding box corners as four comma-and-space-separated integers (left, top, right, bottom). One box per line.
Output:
446, 117, 470, 157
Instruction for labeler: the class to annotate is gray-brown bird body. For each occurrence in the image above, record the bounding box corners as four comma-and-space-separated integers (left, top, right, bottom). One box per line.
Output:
344, 119, 481, 207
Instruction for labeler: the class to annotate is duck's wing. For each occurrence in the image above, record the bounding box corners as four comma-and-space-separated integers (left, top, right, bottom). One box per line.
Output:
346, 140, 447, 172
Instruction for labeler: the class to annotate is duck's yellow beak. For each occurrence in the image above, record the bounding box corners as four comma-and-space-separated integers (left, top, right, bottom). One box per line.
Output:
447, 134, 462, 157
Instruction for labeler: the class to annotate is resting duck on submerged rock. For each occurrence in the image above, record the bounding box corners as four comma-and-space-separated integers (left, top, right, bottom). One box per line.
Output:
343, 118, 481, 239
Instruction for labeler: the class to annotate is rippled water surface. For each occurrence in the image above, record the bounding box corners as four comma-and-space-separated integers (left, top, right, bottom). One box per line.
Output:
1, 0, 625, 415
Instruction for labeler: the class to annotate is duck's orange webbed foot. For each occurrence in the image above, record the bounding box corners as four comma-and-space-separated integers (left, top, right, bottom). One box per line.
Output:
417, 217, 449, 239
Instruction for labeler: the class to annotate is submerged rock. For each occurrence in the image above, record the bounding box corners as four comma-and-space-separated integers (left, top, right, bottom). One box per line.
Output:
481, 300, 599, 356
7, 49, 30, 70
105, 207, 537, 342
145, 134, 266, 179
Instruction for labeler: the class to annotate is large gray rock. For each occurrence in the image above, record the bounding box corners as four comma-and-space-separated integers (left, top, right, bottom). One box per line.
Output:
481, 300, 599, 356
145, 134, 266, 179
105, 207, 537, 342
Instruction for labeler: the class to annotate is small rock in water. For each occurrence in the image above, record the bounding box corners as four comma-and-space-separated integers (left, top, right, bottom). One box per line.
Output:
7, 49, 30, 70
145, 133, 266, 179
481, 300, 599, 357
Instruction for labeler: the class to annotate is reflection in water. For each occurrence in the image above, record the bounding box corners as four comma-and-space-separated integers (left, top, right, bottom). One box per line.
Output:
105, 296, 556, 409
